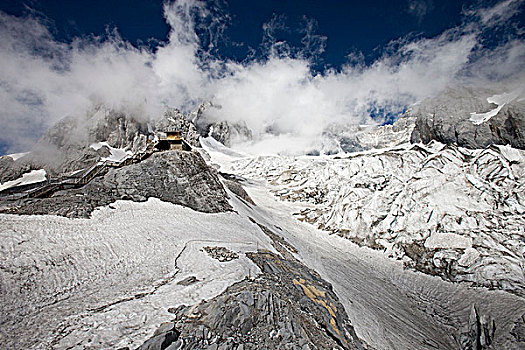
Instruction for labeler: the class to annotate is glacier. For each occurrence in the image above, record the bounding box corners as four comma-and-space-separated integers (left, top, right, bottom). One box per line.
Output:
1, 96, 525, 349
228, 133, 525, 297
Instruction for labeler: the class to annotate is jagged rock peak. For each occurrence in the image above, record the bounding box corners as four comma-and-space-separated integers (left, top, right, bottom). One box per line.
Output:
0, 105, 206, 182
190, 102, 253, 147
154, 107, 201, 148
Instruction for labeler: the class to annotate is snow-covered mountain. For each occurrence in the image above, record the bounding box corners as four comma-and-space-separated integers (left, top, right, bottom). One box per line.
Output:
1, 85, 525, 350
230, 130, 525, 297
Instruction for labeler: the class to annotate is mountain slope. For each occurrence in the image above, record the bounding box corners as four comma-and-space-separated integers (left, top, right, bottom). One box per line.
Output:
201, 139, 525, 349
2, 94, 525, 350
229, 134, 525, 297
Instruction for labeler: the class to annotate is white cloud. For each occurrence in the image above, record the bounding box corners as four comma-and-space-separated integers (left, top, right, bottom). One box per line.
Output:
0, 0, 523, 154
465, 0, 524, 27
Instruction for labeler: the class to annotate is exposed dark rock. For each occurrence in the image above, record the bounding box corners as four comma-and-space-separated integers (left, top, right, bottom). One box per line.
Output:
141, 250, 366, 350
140, 322, 181, 350
203, 246, 239, 262
8, 151, 232, 218
410, 86, 525, 149
221, 177, 255, 206
177, 276, 200, 286
459, 306, 496, 350
191, 103, 252, 147
248, 218, 298, 257
0, 155, 31, 183
206, 121, 253, 147
403, 242, 460, 279
339, 136, 366, 153
511, 314, 525, 343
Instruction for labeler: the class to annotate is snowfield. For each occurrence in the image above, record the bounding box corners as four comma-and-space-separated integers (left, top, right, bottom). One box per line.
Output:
1, 134, 525, 349
202, 138, 525, 349
236, 178, 525, 350
0, 198, 275, 349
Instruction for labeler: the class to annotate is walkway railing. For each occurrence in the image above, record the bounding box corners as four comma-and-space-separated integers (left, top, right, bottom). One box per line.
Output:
0, 138, 190, 201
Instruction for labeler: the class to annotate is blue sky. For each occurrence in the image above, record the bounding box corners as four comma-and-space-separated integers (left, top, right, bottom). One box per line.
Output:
0, 0, 524, 155
3, 0, 519, 70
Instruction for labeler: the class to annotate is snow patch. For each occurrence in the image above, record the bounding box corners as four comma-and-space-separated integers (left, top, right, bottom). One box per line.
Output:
424, 232, 472, 249
496, 144, 523, 163
0, 169, 47, 191
5, 152, 30, 161
89, 141, 108, 151
458, 247, 480, 267
469, 91, 519, 125
90, 141, 133, 162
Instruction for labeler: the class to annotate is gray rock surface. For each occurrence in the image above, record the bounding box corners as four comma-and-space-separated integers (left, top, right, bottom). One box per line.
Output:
191, 102, 253, 147
410, 86, 525, 149
1, 105, 203, 185
459, 306, 496, 350
203, 246, 239, 262
201, 120, 253, 148
0, 108, 150, 182
9, 151, 232, 218
220, 176, 256, 206
155, 108, 201, 148
511, 314, 525, 344
141, 248, 366, 350
0, 155, 32, 183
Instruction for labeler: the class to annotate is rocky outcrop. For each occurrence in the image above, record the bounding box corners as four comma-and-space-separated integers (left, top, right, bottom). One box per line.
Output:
318, 116, 417, 154
459, 306, 496, 350
140, 247, 366, 350
191, 102, 253, 147
10, 151, 232, 218
0, 155, 32, 184
0, 108, 150, 181
1, 105, 205, 185
139, 217, 366, 350
410, 86, 525, 150
220, 173, 256, 206
203, 246, 239, 262
155, 108, 201, 148
197, 120, 253, 148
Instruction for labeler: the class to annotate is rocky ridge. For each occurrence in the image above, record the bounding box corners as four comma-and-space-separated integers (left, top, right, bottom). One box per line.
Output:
0, 104, 234, 217
191, 101, 254, 148
139, 221, 366, 350
7, 150, 231, 218
0, 106, 201, 184
317, 116, 417, 154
